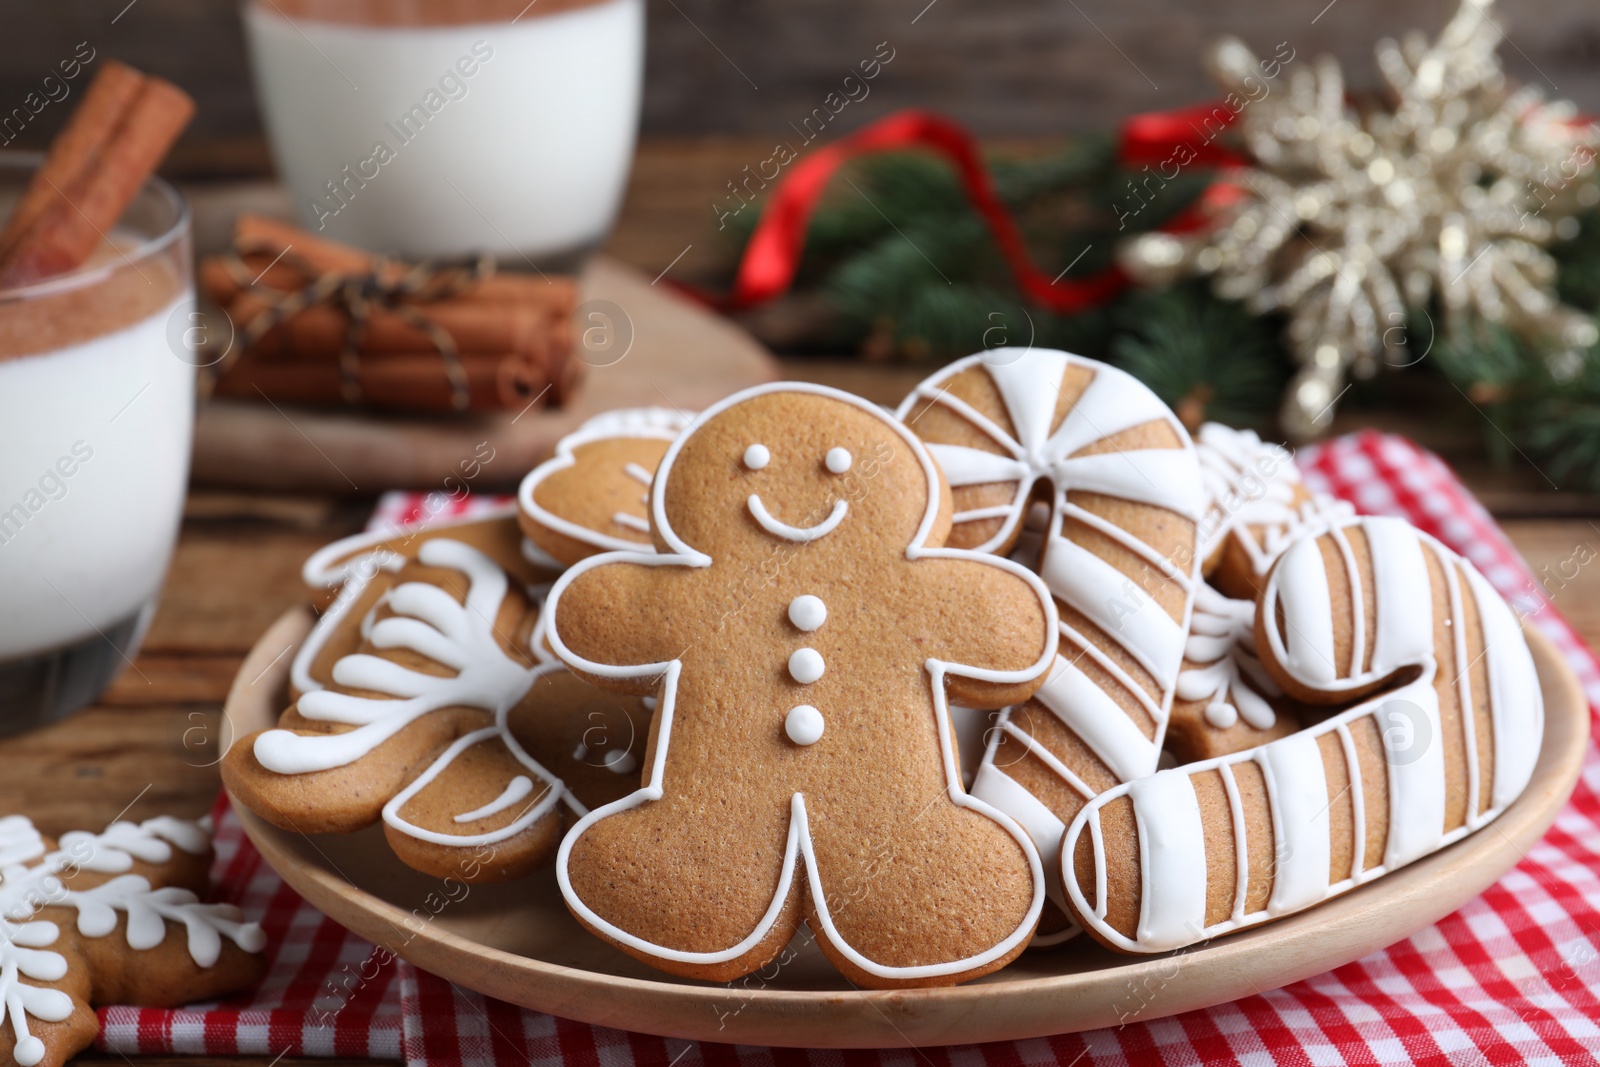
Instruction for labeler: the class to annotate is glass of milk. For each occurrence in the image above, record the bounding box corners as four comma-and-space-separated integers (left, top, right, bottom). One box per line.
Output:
242, 0, 644, 269
0, 157, 194, 734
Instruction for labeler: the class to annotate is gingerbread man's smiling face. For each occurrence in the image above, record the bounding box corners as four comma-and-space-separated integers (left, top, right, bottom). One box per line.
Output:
653, 390, 944, 563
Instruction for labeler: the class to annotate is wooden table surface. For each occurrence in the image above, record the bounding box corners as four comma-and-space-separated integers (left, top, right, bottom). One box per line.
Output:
24, 146, 1600, 1064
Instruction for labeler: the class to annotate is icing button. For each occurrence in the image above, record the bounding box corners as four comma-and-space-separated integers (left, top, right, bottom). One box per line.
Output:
825, 447, 852, 473
744, 443, 770, 470
788, 648, 825, 684
785, 704, 824, 745
788, 594, 827, 632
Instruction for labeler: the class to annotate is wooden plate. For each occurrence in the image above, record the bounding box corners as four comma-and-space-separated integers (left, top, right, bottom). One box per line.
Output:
224, 609, 1590, 1048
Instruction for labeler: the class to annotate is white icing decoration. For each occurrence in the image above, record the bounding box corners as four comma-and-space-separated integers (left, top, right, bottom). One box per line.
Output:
612, 511, 651, 533
290, 502, 525, 697
516, 408, 691, 557
785, 705, 825, 746
254, 538, 573, 848
970, 760, 1069, 912
825, 447, 852, 473
0, 814, 265, 1056
1031, 653, 1159, 783
1176, 583, 1281, 732
1257, 732, 1331, 913
1128, 771, 1208, 951
788, 648, 825, 684
454, 776, 534, 823
602, 748, 639, 775
1063, 515, 1546, 953
545, 380, 1057, 981
743, 443, 770, 470
747, 495, 848, 543
787, 595, 826, 632
1192, 422, 1355, 575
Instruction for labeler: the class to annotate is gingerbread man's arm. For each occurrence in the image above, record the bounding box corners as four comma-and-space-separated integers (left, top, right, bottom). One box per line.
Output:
903, 550, 1058, 709
546, 554, 707, 695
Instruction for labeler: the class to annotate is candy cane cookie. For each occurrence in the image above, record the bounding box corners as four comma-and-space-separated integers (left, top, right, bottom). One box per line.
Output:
1061, 515, 1543, 952
896, 349, 1204, 924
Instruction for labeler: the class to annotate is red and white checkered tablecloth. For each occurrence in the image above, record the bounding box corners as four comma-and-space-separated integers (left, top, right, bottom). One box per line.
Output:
100, 430, 1600, 1066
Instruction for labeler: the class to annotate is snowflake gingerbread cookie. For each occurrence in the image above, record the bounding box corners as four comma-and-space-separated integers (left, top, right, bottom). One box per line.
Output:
544, 383, 1059, 987
896, 348, 1204, 941
1061, 515, 1543, 952
0, 814, 265, 1067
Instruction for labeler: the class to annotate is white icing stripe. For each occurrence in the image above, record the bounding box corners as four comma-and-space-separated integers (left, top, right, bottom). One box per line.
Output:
1464, 565, 1542, 809
1089, 808, 1108, 920
1336, 723, 1366, 881
1365, 517, 1435, 677
1382, 675, 1448, 868
624, 462, 654, 485
1059, 622, 1165, 722
925, 443, 1030, 487
1000, 723, 1098, 800
1053, 451, 1207, 522
1218, 762, 1250, 922
1327, 523, 1365, 678
612, 511, 651, 533
1060, 501, 1192, 587
988, 353, 1066, 452
1272, 536, 1339, 685
1130, 772, 1208, 951
953, 504, 1021, 524
1032, 655, 1159, 782
1041, 534, 1186, 684
1045, 362, 1177, 457
453, 775, 535, 823
1257, 732, 1332, 914
970, 763, 1069, 910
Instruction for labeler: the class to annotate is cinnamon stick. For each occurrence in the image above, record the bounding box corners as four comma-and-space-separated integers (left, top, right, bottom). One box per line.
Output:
226, 214, 571, 307
0, 60, 146, 261
214, 351, 553, 413
0, 73, 194, 287
225, 291, 550, 359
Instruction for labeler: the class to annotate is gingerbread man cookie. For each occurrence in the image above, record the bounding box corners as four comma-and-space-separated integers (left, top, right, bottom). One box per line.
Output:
1061, 515, 1543, 952
545, 383, 1058, 987
896, 349, 1203, 931
0, 814, 265, 1067
516, 408, 692, 566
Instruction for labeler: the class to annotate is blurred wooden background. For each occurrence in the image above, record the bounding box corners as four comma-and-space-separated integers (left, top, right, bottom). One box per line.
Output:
4, 0, 1599, 175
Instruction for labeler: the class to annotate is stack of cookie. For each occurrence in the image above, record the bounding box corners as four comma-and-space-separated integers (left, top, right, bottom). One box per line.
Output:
222, 349, 1544, 988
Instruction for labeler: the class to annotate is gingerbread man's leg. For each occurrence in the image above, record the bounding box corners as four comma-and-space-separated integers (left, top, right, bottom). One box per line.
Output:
800, 766, 1039, 988
559, 765, 806, 983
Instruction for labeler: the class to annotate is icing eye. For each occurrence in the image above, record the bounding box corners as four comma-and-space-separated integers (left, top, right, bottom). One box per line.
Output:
825, 447, 852, 474
744, 444, 770, 470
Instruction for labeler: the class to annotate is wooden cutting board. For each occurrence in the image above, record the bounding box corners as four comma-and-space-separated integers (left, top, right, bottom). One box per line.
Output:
190, 256, 778, 493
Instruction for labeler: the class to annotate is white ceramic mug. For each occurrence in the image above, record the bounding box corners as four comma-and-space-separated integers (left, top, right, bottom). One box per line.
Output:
243, 0, 644, 269
0, 157, 194, 733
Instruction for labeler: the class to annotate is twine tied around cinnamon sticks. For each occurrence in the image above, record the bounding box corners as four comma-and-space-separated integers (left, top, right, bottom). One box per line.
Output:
219, 241, 494, 412
201, 215, 579, 415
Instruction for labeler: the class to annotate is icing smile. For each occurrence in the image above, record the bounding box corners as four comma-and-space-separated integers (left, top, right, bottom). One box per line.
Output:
746, 495, 848, 543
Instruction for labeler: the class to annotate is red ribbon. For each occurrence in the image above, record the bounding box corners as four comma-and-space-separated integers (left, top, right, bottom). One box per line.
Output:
697, 105, 1244, 314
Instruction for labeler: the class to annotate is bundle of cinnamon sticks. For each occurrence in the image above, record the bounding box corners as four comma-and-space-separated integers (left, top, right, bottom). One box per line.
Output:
0, 59, 194, 287
201, 216, 580, 415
